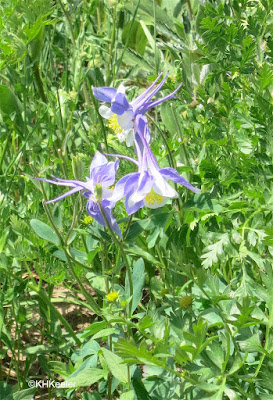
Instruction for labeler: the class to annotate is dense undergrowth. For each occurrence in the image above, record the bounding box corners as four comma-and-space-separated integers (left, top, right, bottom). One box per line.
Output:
1, 0, 273, 399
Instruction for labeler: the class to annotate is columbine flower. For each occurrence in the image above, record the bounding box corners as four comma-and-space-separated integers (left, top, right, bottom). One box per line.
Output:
92, 72, 182, 146
36, 152, 122, 237
109, 116, 200, 214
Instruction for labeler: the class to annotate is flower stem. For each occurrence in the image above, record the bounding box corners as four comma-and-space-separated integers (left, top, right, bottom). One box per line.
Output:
98, 203, 134, 318
123, 214, 134, 240
38, 181, 102, 315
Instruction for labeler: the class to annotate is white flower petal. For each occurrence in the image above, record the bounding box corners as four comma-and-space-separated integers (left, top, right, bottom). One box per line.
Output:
126, 130, 134, 147
102, 188, 114, 199
152, 170, 178, 198
117, 84, 126, 94
99, 105, 113, 119
117, 110, 134, 130
116, 131, 127, 142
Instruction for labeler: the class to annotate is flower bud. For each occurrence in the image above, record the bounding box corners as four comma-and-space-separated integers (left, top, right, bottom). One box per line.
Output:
72, 155, 84, 180
179, 295, 193, 309
83, 216, 93, 225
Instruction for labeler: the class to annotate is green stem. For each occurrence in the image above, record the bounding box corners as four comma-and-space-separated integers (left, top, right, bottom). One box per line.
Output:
106, 6, 117, 85
38, 182, 102, 315
33, 62, 47, 102
156, 245, 172, 291
147, 114, 181, 211
65, 196, 82, 245
147, 115, 176, 170
58, 0, 76, 47
123, 214, 134, 240
186, 0, 193, 18
89, 87, 109, 152
0, 131, 11, 173
115, 0, 141, 76
252, 307, 273, 379
153, 0, 158, 75
98, 202, 134, 318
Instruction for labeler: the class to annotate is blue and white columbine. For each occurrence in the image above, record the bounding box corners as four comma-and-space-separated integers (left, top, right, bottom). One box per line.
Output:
109, 116, 201, 214
93, 72, 182, 146
36, 152, 122, 236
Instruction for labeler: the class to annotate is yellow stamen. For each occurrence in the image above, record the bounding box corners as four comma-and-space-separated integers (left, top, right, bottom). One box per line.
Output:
145, 188, 163, 206
108, 114, 122, 135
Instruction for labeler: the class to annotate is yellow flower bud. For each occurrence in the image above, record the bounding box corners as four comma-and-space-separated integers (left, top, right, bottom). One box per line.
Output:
83, 216, 93, 225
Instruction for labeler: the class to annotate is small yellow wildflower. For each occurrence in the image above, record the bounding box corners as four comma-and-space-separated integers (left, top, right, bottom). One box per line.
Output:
106, 291, 119, 302
108, 114, 122, 135
83, 216, 93, 225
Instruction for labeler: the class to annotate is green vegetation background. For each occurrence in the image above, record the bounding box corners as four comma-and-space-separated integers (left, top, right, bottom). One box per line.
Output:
1, 0, 273, 399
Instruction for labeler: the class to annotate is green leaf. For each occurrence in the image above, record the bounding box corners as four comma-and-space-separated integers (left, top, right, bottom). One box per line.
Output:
24, 344, 56, 355
30, 219, 60, 246
120, 390, 135, 400
101, 348, 128, 384
258, 63, 273, 90
82, 322, 107, 339
71, 340, 100, 362
160, 102, 178, 135
13, 388, 36, 400
116, 339, 164, 367
126, 222, 144, 241
201, 234, 229, 268
125, 258, 146, 314
65, 368, 105, 387
0, 382, 12, 400
82, 392, 103, 400
122, 20, 147, 55
92, 328, 118, 340
235, 132, 253, 155
0, 227, 9, 252
0, 85, 23, 132
132, 378, 152, 400
124, 245, 158, 264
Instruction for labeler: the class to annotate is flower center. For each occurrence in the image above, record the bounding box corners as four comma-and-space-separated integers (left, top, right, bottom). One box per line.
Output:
145, 188, 163, 205
108, 114, 122, 135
